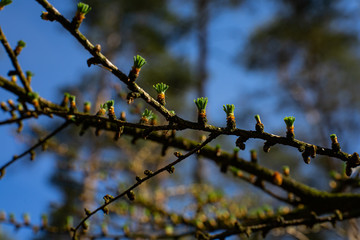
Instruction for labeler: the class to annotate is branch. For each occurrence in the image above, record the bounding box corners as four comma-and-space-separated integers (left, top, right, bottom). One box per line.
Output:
0, 121, 71, 177
71, 132, 220, 239
208, 208, 356, 239
0, 75, 66, 111
229, 167, 299, 205
0, 27, 32, 93
34, 0, 186, 121
118, 128, 360, 212
86, 230, 197, 240
32, 1, 360, 173
2, 70, 358, 208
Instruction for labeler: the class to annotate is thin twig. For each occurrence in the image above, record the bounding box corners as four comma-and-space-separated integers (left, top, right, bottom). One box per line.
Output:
232, 171, 299, 205
72, 132, 220, 239
0, 27, 32, 93
0, 121, 71, 173
0, 111, 45, 125
34, 0, 181, 121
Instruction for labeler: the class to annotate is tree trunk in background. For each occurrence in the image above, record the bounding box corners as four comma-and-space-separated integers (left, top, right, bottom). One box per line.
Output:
193, 0, 209, 184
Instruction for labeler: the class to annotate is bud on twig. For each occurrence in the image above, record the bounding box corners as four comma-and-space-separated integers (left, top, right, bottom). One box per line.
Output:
61, 93, 71, 108
150, 114, 157, 125
72, 2, 91, 29
1, 102, 9, 112
233, 148, 239, 159
41, 11, 55, 21
25, 71, 34, 83
284, 116, 295, 139
140, 109, 154, 124
105, 100, 115, 120
254, 114, 264, 133
103, 194, 114, 204
28, 92, 40, 111
127, 190, 135, 201
83, 101, 91, 114
215, 144, 221, 157
41, 214, 48, 228
330, 134, 341, 152
102, 207, 109, 215
120, 111, 126, 121
223, 104, 236, 130
69, 95, 77, 113
30, 150, 35, 161
144, 169, 153, 176
94, 44, 101, 53
250, 149, 257, 164
282, 166, 290, 176
14, 40, 26, 56
129, 55, 146, 81
96, 104, 107, 116
23, 213, 30, 225
194, 97, 208, 126
272, 171, 283, 186
84, 208, 91, 216
153, 83, 169, 105
167, 165, 175, 174
0, 211, 5, 221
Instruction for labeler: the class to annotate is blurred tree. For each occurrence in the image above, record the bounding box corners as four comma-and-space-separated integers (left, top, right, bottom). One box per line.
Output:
245, 0, 360, 147
242, 1, 360, 237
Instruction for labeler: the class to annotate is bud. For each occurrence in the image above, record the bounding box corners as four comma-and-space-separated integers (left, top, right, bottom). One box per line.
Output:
282, 166, 290, 176
174, 151, 183, 158
23, 213, 30, 225
330, 134, 341, 152
0, 211, 5, 221
302, 151, 311, 164
250, 150, 257, 164
41, 214, 48, 228
94, 44, 101, 53
254, 114, 264, 133
102, 207, 109, 215
127, 191, 135, 201
166, 166, 175, 174
144, 169, 153, 176
84, 208, 91, 216
272, 171, 282, 186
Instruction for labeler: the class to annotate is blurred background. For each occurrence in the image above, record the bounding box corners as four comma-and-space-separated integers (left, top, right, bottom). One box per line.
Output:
1, 0, 360, 239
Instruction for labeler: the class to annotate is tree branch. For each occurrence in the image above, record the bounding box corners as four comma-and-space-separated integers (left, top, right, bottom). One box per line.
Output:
72, 132, 220, 239
0, 27, 32, 93
0, 121, 71, 177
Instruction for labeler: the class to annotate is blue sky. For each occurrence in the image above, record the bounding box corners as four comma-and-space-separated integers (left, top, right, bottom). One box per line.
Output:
0, 1, 87, 238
